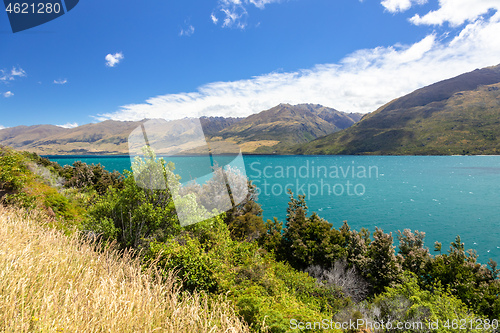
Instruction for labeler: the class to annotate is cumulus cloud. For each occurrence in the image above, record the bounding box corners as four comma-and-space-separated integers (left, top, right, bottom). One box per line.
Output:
56, 122, 79, 129
0, 67, 26, 82
179, 25, 195, 37
105, 52, 124, 67
410, 0, 500, 26
97, 4, 500, 122
215, 0, 283, 28
381, 0, 427, 13
3, 91, 14, 98
0, 125, 6, 130
54, 79, 68, 84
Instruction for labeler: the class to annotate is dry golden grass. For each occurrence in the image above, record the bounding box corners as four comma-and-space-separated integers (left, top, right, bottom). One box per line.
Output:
238, 140, 280, 153
0, 205, 250, 333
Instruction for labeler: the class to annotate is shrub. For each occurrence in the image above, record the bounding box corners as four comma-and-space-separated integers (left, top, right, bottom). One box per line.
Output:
84, 173, 180, 249
0, 147, 84, 230
372, 272, 491, 332
423, 235, 500, 319
281, 190, 346, 270
0, 147, 29, 192
63, 161, 124, 194
306, 260, 370, 303
397, 229, 431, 277
366, 227, 403, 294
146, 218, 347, 332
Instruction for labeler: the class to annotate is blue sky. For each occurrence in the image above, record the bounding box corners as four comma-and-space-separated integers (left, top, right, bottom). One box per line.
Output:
1, 0, 500, 128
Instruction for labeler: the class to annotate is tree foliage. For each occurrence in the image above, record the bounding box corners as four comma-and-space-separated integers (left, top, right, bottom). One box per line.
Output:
62, 161, 124, 195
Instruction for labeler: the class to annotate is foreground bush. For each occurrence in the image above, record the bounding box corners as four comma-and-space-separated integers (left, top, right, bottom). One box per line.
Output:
0, 205, 249, 333
0, 147, 84, 231
146, 218, 348, 333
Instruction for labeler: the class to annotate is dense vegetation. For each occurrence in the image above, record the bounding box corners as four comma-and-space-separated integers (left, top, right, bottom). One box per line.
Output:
1, 145, 499, 332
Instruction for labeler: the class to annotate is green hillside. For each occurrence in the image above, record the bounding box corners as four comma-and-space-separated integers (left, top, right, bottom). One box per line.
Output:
295, 64, 500, 155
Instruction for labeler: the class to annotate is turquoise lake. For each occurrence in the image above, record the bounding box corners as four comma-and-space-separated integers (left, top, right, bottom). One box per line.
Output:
47, 155, 500, 264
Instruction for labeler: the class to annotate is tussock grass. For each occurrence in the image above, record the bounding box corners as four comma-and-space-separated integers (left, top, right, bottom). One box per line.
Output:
0, 205, 249, 333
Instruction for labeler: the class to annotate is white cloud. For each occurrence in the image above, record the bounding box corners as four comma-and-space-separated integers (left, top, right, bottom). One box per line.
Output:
249, 0, 282, 9
211, 14, 219, 24
97, 6, 500, 122
0, 67, 26, 82
179, 25, 195, 37
3, 91, 14, 98
54, 79, 68, 85
56, 122, 79, 129
382, 0, 411, 13
0, 125, 6, 130
381, 0, 427, 13
216, 0, 283, 29
105, 52, 124, 67
10, 68, 26, 77
410, 0, 500, 26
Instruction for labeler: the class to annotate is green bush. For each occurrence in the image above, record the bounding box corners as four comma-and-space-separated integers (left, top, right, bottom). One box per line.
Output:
0, 147, 84, 232
0, 148, 29, 192
146, 215, 348, 333
422, 236, 500, 319
373, 272, 491, 332
84, 173, 180, 249
62, 161, 123, 194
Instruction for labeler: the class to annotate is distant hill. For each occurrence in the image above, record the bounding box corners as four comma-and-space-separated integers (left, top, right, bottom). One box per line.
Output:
0, 125, 68, 148
212, 103, 361, 153
295, 64, 500, 155
0, 120, 144, 155
0, 104, 359, 155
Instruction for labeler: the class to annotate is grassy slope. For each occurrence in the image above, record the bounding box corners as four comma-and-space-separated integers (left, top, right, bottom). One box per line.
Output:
295, 65, 500, 155
0, 206, 249, 333
0, 147, 249, 332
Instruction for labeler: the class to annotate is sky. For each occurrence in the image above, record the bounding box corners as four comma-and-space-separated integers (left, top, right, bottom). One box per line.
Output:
1, 0, 500, 129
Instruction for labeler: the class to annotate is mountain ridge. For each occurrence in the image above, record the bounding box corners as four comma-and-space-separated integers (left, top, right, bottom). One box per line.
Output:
295, 64, 500, 155
212, 103, 361, 153
0, 104, 360, 155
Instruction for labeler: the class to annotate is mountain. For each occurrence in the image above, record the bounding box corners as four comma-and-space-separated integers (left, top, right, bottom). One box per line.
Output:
199, 116, 243, 136
295, 64, 500, 155
0, 125, 69, 148
211, 103, 361, 153
0, 120, 144, 155
0, 104, 360, 155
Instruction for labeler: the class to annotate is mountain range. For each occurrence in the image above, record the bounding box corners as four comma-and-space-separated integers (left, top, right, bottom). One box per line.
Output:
294, 64, 500, 155
209, 104, 361, 153
0, 104, 360, 155
3, 64, 500, 156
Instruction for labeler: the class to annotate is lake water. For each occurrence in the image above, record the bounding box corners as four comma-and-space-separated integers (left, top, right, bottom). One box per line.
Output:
47, 154, 500, 264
